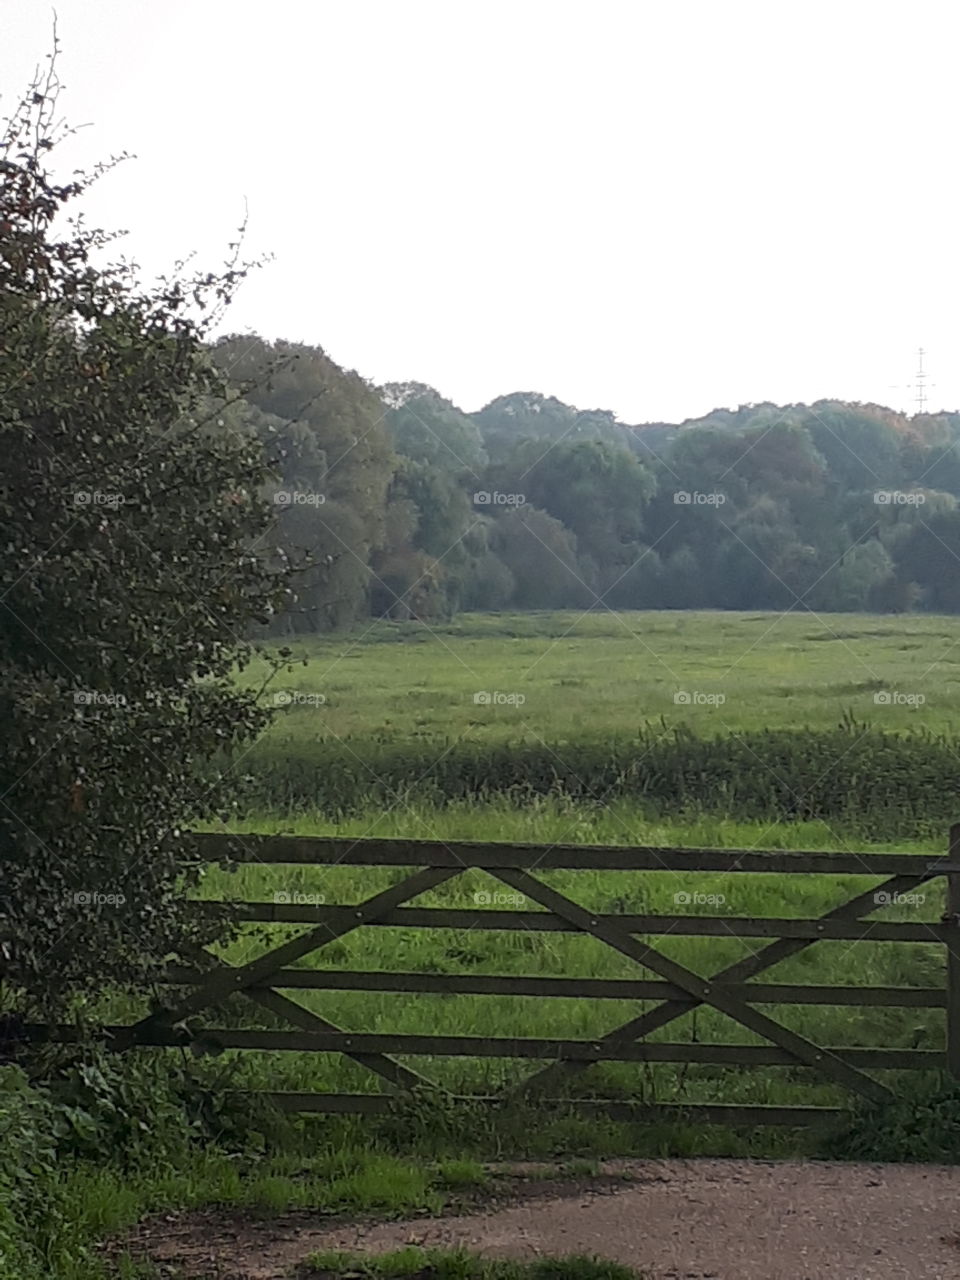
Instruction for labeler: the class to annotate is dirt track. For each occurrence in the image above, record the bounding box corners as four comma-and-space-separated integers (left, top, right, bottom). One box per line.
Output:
139, 1158, 960, 1280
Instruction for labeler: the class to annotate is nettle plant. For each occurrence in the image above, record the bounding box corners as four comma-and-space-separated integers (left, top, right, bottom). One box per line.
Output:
0, 55, 295, 1015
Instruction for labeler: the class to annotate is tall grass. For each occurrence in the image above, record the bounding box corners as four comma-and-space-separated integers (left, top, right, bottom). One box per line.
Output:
220, 722, 960, 834
210, 611, 960, 827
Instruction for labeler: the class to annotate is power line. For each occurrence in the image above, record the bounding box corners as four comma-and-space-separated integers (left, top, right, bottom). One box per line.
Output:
889, 347, 936, 415
912, 347, 933, 413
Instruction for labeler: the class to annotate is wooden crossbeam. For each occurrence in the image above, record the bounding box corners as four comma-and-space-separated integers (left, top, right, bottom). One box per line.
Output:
28, 1022, 942, 1072
239, 1091, 846, 1128
189, 831, 944, 875
239, 974, 436, 1093
247, 988, 433, 1090
113, 865, 459, 1050
59, 1028, 938, 1070
168, 933, 438, 1094
510, 871, 934, 1100
494, 868, 896, 1105
199, 903, 948, 942
158, 965, 946, 1007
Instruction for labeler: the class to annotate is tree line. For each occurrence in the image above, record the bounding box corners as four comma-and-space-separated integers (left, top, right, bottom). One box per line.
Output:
215, 336, 960, 628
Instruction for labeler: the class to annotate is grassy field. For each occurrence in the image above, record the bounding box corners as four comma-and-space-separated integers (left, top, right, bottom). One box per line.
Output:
245, 610, 959, 744
225, 610, 960, 825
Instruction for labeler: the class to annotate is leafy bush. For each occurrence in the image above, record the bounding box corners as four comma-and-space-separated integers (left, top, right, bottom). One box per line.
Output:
0, 1066, 80, 1280
48, 1048, 195, 1168
178, 1058, 294, 1154
0, 52, 294, 1014
0, 1042, 298, 1280
43, 1044, 291, 1167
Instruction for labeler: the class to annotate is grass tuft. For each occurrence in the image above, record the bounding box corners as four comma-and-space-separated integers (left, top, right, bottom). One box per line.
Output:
304, 1247, 646, 1280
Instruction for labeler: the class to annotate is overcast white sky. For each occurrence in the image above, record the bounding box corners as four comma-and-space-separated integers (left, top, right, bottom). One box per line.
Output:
2, 0, 958, 423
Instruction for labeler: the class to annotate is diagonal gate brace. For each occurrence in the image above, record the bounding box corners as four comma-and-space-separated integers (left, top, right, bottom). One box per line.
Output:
511, 870, 936, 1100
113, 865, 460, 1051
176, 942, 438, 1094
494, 867, 897, 1106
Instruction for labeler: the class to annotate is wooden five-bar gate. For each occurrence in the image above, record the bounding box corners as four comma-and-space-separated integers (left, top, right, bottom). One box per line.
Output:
62, 828, 960, 1128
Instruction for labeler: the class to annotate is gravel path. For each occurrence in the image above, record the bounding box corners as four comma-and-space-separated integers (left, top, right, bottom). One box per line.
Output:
315, 1159, 960, 1280
137, 1159, 960, 1279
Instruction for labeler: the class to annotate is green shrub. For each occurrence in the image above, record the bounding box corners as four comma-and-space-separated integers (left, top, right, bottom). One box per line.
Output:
44, 1045, 291, 1167
0, 1065, 84, 1280
0, 1049, 294, 1279
48, 1047, 196, 1168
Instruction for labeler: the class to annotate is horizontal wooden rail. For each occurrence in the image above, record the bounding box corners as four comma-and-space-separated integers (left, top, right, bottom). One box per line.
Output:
243, 1092, 845, 1127
189, 831, 947, 876
161, 966, 947, 1007
199, 902, 947, 942
26, 1025, 943, 1069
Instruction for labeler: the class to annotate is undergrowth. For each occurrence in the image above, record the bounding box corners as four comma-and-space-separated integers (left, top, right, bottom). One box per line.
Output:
218, 721, 956, 838
5, 1054, 960, 1278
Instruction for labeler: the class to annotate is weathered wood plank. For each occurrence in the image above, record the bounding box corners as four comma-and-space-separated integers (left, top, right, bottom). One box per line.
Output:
189, 831, 942, 876
247, 1091, 845, 1127
159, 965, 946, 1007
946, 826, 960, 1080
169, 937, 438, 1094
23, 1025, 941, 1068
245, 988, 436, 1093
204, 903, 947, 943
166, 947, 435, 1095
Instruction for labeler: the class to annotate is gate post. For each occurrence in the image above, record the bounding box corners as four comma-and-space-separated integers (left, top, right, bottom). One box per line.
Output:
946, 825, 960, 1080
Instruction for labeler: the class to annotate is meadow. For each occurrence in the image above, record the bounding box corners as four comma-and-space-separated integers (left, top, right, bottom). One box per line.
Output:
246, 609, 959, 743
225, 611, 960, 825
176, 611, 960, 1144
